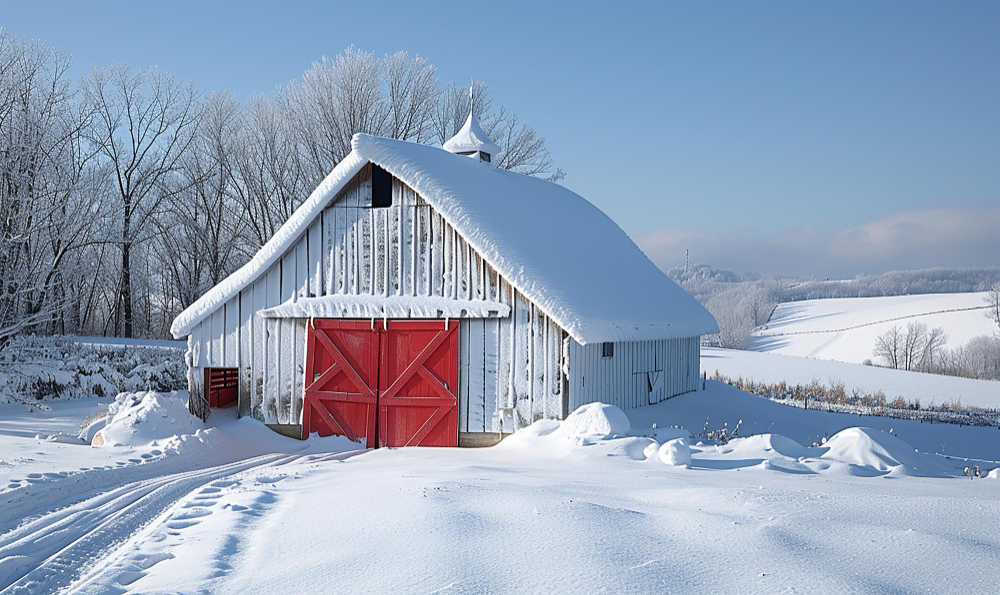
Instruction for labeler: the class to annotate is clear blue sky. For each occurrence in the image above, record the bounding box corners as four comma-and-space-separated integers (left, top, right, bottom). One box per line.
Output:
5, 1, 999, 276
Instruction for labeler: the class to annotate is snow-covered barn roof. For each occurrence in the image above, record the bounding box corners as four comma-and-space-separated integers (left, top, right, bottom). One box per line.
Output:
171, 134, 718, 343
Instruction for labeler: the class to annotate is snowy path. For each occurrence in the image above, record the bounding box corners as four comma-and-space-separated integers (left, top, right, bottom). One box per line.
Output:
0, 450, 362, 593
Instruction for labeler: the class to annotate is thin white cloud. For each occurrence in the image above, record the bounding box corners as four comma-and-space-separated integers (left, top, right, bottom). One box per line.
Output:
637, 206, 1000, 277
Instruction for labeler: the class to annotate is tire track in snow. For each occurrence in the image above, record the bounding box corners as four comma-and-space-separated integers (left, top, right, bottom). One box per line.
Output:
0, 450, 361, 593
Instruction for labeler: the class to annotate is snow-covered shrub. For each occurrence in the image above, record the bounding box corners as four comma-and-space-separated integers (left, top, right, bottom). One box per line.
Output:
711, 373, 1000, 427
94, 391, 199, 446
0, 335, 186, 406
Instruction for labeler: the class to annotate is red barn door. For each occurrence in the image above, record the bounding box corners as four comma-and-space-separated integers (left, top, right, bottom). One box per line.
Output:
302, 320, 379, 448
378, 321, 459, 448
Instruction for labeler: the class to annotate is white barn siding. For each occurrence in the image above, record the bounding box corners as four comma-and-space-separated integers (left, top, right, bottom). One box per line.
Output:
567, 336, 701, 413
187, 164, 702, 432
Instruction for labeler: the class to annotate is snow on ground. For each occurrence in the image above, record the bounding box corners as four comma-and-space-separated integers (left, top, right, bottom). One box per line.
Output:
633, 380, 1000, 462
0, 393, 360, 591
7, 383, 991, 594
752, 292, 994, 362
703, 346, 1000, 410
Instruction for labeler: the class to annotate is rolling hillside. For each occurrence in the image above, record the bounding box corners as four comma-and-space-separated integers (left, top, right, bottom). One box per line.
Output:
751, 292, 995, 363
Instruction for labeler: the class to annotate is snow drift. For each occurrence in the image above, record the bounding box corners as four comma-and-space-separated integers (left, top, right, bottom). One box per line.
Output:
558, 402, 631, 439
818, 427, 959, 477
94, 392, 201, 447
505, 402, 963, 478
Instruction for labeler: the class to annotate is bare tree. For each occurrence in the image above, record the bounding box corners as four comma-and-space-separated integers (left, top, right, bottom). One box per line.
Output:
382, 51, 438, 143
742, 284, 775, 327
286, 47, 388, 181
985, 281, 1000, 334
919, 326, 948, 372
0, 30, 100, 342
901, 321, 927, 371
231, 95, 308, 249
874, 326, 903, 369
82, 64, 200, 337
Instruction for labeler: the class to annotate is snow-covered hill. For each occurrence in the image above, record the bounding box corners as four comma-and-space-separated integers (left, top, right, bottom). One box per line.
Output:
751, 291, 995, 363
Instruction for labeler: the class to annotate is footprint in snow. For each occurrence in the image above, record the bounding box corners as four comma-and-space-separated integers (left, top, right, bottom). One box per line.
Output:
27, 473, 42, 479
140, 453, 153, 459
182, 501, 215, 510
224, 503, 250, 512
256, 475, 285, 484
166, 519, 202, 530
172, 507, 213, 521
211, 479, 239, 488
115, 570, 146, 586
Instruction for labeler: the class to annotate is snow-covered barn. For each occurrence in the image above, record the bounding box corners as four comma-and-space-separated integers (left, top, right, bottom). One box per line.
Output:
170, 108, 718, 447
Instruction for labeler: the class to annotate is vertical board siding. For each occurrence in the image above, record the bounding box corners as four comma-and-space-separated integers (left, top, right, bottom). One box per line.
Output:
238, 286, 253, 417
567, 336, 702, 413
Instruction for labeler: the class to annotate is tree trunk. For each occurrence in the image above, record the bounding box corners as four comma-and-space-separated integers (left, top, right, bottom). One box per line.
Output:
121, 240, 133, 338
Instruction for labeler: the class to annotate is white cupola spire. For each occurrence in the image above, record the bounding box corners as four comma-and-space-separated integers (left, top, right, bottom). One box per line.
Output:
443, 81, 501, 164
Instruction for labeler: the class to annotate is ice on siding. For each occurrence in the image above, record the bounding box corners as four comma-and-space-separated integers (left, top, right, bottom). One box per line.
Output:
260, 295, 510, 320
172, 134, 718, 344
442, 110, 501, 157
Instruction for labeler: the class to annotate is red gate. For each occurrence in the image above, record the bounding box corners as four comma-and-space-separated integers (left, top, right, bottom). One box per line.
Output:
205, 368, 238, 408
301, 319, 459, 448
302, 320, 379, 448
378, 321, 459, 448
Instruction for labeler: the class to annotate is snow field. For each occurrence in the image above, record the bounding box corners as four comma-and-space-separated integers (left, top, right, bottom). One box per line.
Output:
4, 386, 1000, 592
752, 291, 995, 362
94, 393, 1000, 593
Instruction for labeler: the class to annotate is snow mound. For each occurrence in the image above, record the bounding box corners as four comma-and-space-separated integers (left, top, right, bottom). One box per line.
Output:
726, 434, 817, 459
95, 392, 201, 447
558, 403, 630, 439
987, 468, 1000, 479
657, 439, 692, 466
818, 427, 957, 477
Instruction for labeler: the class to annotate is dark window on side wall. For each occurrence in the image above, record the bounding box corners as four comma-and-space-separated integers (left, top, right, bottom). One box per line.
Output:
602, 342, 614, 358
372, 164, 392, 208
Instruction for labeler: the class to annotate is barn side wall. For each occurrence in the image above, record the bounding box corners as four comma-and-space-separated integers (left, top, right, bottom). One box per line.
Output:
189, 165, 568, 431
567, 337, 701, 412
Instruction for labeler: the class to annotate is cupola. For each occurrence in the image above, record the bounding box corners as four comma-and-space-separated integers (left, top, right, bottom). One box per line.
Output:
443, 85, 500, 164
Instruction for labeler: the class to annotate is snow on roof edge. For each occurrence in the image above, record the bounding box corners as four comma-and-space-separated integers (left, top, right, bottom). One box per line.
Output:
169, 153, 368, 338
261, 295, 510, 320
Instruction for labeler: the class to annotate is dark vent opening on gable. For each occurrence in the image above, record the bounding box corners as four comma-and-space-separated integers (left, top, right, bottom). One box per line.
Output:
372, 164, 392, 208
602, 342, 614, 358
